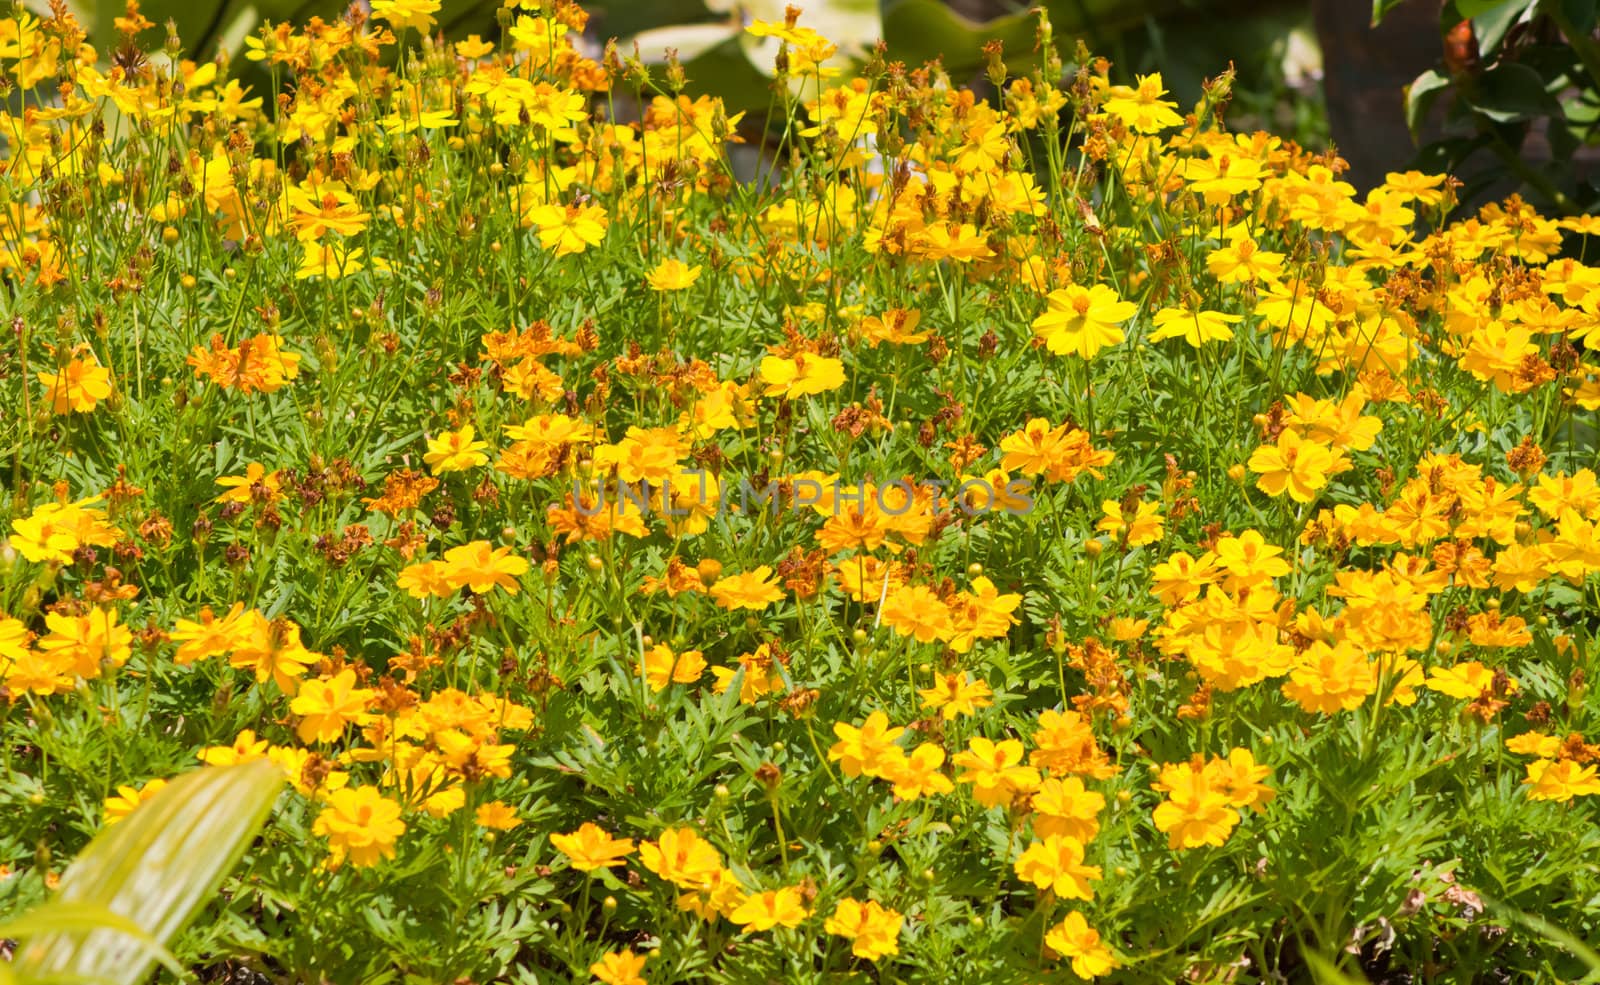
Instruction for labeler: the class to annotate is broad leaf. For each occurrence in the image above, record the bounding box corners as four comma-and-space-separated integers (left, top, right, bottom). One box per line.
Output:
1405, 68, 1452, 134
8, 761, 282, 985
1371, 0, 1412, 27
1464, 61, 1563, 122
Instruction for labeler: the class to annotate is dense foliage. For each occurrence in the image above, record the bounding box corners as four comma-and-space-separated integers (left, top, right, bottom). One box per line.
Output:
3, 1, 1600, 982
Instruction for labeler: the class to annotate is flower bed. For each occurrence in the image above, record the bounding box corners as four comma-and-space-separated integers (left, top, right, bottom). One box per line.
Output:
3, 2, 1600, 982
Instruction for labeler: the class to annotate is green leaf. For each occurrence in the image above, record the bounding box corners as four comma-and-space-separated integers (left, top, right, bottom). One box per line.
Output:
0, 904, 184, 981
1564, 0, 1600, 34
1471, 0, 1533, 57
1371, 0, 1412, 27
1405, 68, 1452, 134
1303, 951, 1372, 984
1464, 61, 1563, 122
1485, 895, 1600, 980
882, 0, 1038, 79
8, 761, 282, 985
1457, 0, 1524, 16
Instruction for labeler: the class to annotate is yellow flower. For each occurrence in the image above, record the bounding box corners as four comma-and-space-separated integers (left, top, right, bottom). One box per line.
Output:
38, 354, 112, 414
1151, 760, 1239, 849
881, 584, 954, 643
552, 822, 635, 872
887, 743, 954, 800
289, 669, 375, 744
1100, 72, 1182, 133
228, 612, 320, 693
1012, 835, 1101, 900
829, 710, 906, 780
758, 354, 846, 398
397, 560, 454, 599
589, 950, 648, 985
953, 737, 1040, 808
918, 672, 994, 720
440, 540, 529, 595
1523, 759, 1600, 802
642, 644, 707, 692
1281, 640, 1374, 714
729, 886, 810, 931
455, 35, 495, 59
197, 729, 270, 767
1207, 236, 1284, 284
646, 257, 702, 291
824, 899, 903, 960
1248, 429, 1334, 503
640, 827, 724, 890
527, 202, 608, 255
1031, 284, 1136, 359
1424, 661, 1516, 701
214, 463, 281, 504
1097, 498, 1165, 546
1032, 776, 1104, 842
8, 499, 117, 565
370, 0, 440, 32
424, 425, 489, 474
709, 566, 786, 611
312, 786, 406, 869
1148, 306, 1241, 347
104, 778, 167, 825
1044, 911, 1118, 978
37, 607, 132, 679
294, 241, 368, 281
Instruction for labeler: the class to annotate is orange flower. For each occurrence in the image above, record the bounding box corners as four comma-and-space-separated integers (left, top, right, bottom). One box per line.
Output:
440, 541, 529, 594
709, 566, 785, 610
38, 354, 112, 413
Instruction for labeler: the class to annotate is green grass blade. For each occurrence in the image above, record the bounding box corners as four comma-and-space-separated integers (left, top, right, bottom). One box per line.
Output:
7, 761, 282, 985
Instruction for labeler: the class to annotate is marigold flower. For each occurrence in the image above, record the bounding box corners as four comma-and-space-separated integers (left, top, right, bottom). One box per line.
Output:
38, 354, 112, 414
729, 886, 810, 931
1248, 429, 1335, 503
824, 899, 903, 960
709, 566, 785, 610
1013, 834, 1101, 900
953, 737, 1040, 808
758, 353, 846, 398
1523, 759, 1600, 802
918, 672, 993, 720
312, 786, 406, 869
552, 822, 635, 871
440, 540, 529, 595
590, 950, 648, 985
646, 257, 702, 291
640, 827, 723, 890
290, 669, 376, 743
1031, 284, 1136, 359
1044, 911, 1118, 978
829, 710, 905, 780
104, 778, 168, 825
424, 425, 490, 474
